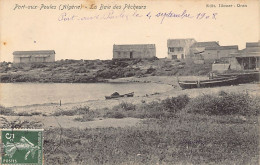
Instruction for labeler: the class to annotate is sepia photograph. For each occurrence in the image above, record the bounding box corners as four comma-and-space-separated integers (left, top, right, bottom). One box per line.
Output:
0, 0, 259, 164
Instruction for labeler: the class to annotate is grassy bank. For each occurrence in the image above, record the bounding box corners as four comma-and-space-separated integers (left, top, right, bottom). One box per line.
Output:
43, 115, 258, 164
41, 92, 259, 164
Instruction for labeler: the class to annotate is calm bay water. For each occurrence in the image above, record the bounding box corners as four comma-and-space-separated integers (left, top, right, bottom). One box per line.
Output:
0, 83, 172, 107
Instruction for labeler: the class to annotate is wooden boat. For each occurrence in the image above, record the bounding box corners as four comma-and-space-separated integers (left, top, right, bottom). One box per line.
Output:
215, 71, 260, 84
178, 76, 238, 89
105, 92, 134, 99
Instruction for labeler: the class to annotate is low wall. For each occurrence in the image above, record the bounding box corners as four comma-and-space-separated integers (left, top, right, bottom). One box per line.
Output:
212, 63, 230, 73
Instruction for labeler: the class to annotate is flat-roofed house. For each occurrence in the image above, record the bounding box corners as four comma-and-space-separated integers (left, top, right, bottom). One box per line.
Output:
167, 38, 196, 59
191, 41, 220, 48
113, 44, 156, 59
190, 41, 220, 57
202, 45, 238, 61
13, 50, 55, 63
226, 41, 260, 70
245, 41, 260, 52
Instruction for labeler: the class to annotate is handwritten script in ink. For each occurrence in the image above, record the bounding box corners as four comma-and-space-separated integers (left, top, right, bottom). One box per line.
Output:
58, 10, 218, 24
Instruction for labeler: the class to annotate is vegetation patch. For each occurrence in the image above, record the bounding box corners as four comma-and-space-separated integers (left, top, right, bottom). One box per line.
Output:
17, 112, 33, 116
53, 106, 92, 116
0, 105, 15, 116
104, 95, 190, 119
74, 115, 95, 122
185, 92, 260, 116
112, 102, 136, 111
0, 117, 42, 129
0, 59, 213, 83
43, 113, 259, 164
104, 111, 126, 119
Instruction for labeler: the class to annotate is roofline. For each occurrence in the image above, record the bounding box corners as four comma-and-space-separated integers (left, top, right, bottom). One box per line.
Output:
191, 41, 220, 47
13, 50, 56, 55
226, 52, 260, 58
205, 45, 238, 50
167, 38, 196, 41
113, 44, 155, 46
193, 41, 219, 43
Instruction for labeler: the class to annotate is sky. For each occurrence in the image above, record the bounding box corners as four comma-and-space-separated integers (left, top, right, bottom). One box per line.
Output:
0, 0, 259, 62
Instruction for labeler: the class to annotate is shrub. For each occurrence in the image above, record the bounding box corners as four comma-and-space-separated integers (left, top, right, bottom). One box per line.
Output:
30, 63, 47, 69
113, 102, 136, 111
185, 93, 260, 116
123, 71, 135, 77
105, 102, 135, 119
0, 75, 11, 82
75, 106, 92, 114
136, 101, 173, 119
74, 67, 87, 73
146, 67, 156, 74
54, 106, 98, 122
161, 95, 190, 113
87, 65, 96, 69
135, 70, 145, 77
248, 96, 260, 116
1, 119, 42, 129
218, 90, 228, 96
53, 106, 93, 116
0, 105, 14, 116
105, 111, 126, 119
53, 109, 75, 116
31, 112, 42, 116
97, 69, 119, 79
17, 112, 33, 116
44, 68, 52, 71
74, 116, 95, 122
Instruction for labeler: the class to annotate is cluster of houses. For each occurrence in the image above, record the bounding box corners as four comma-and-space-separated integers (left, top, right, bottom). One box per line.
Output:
12, 39, 260, 71
112, 39, 260, 71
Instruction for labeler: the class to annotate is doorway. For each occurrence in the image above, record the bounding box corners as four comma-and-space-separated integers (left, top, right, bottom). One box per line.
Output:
130, 52, 133, 59
172, 55, 177, 59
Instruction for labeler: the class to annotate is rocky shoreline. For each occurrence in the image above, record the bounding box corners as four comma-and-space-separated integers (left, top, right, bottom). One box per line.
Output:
0, 59, 212, 83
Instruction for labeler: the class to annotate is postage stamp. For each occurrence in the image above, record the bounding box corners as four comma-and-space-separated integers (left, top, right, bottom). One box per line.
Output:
0, 129, 43, 165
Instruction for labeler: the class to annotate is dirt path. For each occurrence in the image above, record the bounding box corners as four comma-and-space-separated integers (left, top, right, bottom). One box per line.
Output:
0, 115, 142, 129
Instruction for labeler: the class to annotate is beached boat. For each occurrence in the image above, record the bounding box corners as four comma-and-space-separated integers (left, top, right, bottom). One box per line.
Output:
105, 92, 134, 99
178, 76, 238, 89
215, 71, 260, 84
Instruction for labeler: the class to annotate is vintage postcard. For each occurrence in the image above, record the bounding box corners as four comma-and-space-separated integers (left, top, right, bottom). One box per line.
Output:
0, 0, 259, 164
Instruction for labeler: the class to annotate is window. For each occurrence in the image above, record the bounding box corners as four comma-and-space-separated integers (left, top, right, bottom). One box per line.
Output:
169, 47, 183, 52
169, 48, 175, 52
117, 52, 121, 58
172, 55, 177, 59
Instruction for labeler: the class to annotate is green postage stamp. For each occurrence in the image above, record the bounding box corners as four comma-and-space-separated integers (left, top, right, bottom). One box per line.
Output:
0, 129, 43, 165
